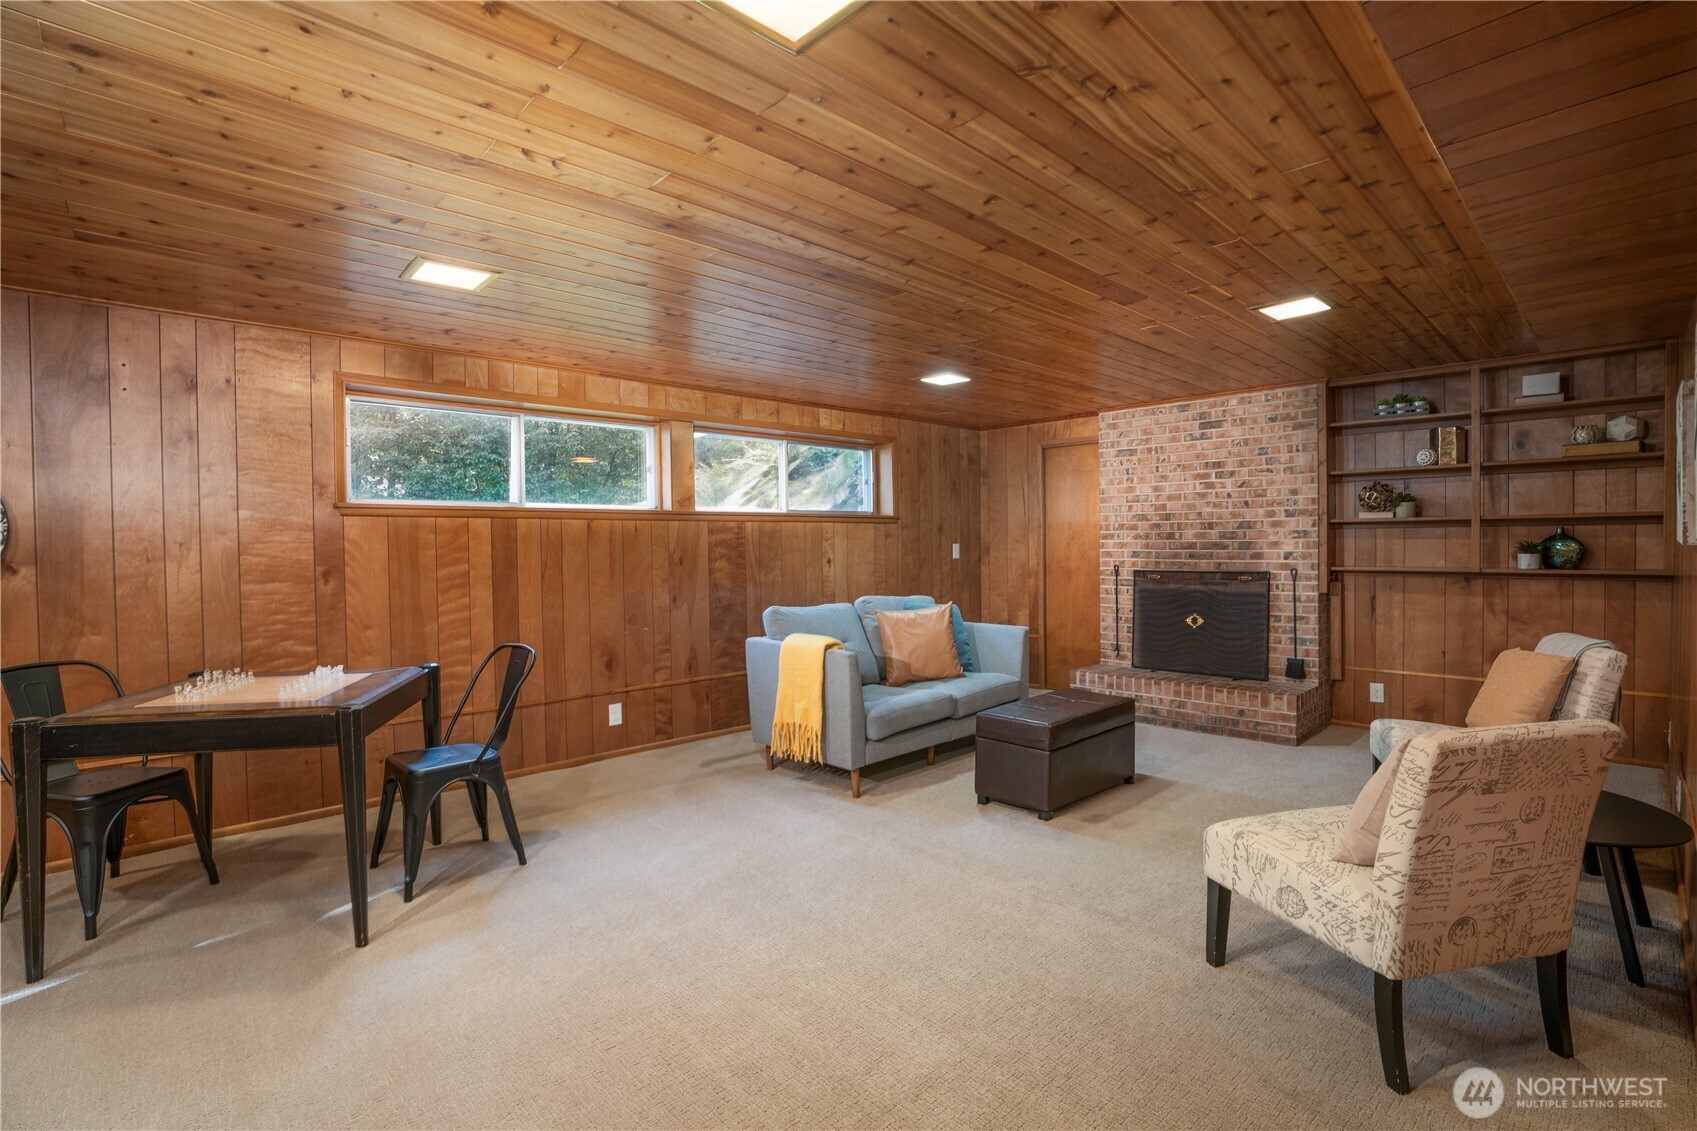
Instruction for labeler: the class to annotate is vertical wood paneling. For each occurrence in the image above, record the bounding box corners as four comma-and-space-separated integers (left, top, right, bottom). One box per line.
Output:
0, 293, 983, 856
30, 296, 115, 669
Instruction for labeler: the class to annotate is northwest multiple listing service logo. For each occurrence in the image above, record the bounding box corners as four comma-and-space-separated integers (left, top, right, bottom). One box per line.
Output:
1453, 1066, 1670, 1118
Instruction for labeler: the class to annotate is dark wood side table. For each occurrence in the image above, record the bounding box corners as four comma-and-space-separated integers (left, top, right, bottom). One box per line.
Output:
1584, 790, 1694, 987
9, 665, 439, 983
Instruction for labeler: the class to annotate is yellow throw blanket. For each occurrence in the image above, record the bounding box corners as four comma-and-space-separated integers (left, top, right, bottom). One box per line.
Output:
771, 633, 842, 765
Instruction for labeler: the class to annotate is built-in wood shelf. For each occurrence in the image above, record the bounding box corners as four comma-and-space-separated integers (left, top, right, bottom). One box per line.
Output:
1328, 410, 1471, 431
1332, 516, 1470, 525
1481, 452, 1662, 473
1479, 393, 1665, 423
1479, 512, 1663, 525
1330, 566, 1674, 579
1328, 463, 1474, 479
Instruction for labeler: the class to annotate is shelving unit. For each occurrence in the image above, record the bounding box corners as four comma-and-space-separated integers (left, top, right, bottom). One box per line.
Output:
1325, 342, 1674, 579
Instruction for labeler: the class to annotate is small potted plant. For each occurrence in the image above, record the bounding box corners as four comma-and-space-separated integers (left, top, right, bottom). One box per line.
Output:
1391, 491, 1418, 519
1374, 397, 1392, 417
1515, 539, 1544, 569
1410, 393, 1433, 414
1391, 392, 1414, 414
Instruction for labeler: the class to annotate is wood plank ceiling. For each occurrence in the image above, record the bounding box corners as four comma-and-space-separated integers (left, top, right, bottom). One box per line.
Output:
0, 2, 1682, 427
1366, 1, 1697, 352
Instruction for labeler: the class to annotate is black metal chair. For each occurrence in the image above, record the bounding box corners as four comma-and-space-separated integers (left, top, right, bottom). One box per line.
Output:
1, 660, 218, 939
370, 643, 535, 901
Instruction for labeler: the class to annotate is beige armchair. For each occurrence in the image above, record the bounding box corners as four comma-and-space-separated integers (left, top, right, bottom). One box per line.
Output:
1368, 633, 1627, 771
1203, 718, 1624, 1093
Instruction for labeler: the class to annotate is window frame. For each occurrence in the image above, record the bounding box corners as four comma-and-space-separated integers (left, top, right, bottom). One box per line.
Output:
693, 428, 876, 515
343, 390, 658, 512
334, 373, 899, 523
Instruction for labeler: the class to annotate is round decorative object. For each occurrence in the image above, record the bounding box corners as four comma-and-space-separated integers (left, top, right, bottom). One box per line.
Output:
1542, 527, 1586, 570
1606, 414, 1642, 441
1357, 480, 1396, 513
1415, 448, 1438, 466
1570, 423, 1604, 445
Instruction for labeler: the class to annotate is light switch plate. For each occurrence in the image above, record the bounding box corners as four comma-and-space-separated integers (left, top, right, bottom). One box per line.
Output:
1369, 682, 1385, 704
609, 702, 622, 726
952, 543, 960, 559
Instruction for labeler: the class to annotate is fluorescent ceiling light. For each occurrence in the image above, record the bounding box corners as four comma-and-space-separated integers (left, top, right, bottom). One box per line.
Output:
400, 256, 498, 292
570, 456, 600, 465
1257, 296, 1330, 321
716, 0, 856, 43
921, 371, 971, 386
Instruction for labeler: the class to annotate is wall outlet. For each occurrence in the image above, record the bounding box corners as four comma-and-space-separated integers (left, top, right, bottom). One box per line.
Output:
608, 702, 622, 726
1368, 682, 1385, 704
952, 543, 960, 559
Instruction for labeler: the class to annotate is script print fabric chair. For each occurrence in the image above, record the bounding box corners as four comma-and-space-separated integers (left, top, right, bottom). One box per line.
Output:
1204, 719, 1623, 1093
370, 643, 535, 901
1368, 633, 1626, 771
1, 660, 218, 939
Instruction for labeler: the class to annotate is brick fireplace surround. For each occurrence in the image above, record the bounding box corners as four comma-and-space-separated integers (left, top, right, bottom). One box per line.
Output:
1074, 384, 1330, 744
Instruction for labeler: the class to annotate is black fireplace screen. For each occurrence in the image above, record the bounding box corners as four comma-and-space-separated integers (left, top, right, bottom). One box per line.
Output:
1132, 570, 1270, 681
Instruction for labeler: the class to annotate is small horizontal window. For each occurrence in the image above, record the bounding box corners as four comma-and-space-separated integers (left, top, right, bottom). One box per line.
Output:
695, 431, 872, 514
345, 394, 656, 510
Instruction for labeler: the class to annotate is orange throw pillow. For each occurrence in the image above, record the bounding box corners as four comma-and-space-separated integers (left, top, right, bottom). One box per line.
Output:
1465, 648, 1574, 727
876, 604, 963, 686
1333, 745, 1404, 866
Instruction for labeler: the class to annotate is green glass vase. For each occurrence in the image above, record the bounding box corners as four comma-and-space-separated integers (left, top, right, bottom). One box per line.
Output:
1540, 527, 1586, 570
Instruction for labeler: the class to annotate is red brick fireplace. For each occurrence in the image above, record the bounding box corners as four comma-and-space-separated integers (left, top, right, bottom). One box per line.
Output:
1073, 384, 1330, 744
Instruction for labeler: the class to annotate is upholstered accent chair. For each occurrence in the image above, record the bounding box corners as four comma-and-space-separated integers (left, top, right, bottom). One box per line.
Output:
1368, 633, 1626, 772
1204, 719, 1624, 1093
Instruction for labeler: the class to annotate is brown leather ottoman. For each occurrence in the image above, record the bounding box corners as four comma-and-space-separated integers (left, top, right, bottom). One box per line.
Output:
975, 689, 1136, 819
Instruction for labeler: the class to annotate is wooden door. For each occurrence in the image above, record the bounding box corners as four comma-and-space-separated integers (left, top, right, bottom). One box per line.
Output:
1042, 442, 1101, 690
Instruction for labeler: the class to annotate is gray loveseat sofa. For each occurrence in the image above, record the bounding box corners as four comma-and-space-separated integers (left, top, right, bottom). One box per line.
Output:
746, 596, 1029, 797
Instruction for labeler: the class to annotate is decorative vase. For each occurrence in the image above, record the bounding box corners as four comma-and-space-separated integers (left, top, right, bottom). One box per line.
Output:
1394, 500, 1418, 519
1517, 553, 1543, 570
1541, 527, 1586, 570
1374, 403, 1391, 416
1570, 424, 1604, 445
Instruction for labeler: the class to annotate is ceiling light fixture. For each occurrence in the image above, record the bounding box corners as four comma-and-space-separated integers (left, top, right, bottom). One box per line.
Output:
570, 456, 601, 465
711, 0, 859, 49
921, 371, 971, 387
399, 256, 499, 292
1257, 296, 1330, 321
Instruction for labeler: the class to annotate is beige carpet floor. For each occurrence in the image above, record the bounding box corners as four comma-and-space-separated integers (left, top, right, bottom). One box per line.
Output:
0, 723, 1691, 1130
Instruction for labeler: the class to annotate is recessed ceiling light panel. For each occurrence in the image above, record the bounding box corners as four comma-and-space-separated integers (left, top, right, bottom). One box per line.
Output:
1257, 296, 1330, 321
400, 256, 499, 292
921, 372, 971, 386
712, 0, 859, 48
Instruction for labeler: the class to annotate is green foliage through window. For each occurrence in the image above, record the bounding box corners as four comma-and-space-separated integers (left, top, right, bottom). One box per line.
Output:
695, 432, 871, 513
346, 396, 655, 508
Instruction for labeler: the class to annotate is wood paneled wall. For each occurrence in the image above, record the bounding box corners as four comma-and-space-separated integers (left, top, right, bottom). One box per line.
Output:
978, 416, 1099, 685
0, 291, 981, 861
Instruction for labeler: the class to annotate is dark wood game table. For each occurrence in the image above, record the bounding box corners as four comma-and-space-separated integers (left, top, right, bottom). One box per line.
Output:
9, 664, 440, 983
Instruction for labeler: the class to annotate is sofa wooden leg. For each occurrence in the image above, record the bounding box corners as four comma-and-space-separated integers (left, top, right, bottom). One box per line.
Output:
1205, 879, 1230, 967
1374, 973, 1411, 1094
850, 769, 861, 799
763, 746, 774, 772
925, 745, 935, 766
1538, 951, 1573, 1058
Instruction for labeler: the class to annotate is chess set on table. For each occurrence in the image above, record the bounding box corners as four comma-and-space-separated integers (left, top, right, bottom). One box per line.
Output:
137, 665, 369, 709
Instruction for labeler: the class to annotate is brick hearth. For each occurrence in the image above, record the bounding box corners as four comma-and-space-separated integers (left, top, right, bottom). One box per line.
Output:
1087, 384, 1330, 744
1073, 663, 1330, 745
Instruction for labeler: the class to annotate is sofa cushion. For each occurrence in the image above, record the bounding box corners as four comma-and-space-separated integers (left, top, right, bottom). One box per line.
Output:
905, 672, 1023, 719
1466, 648, 1572, 727
861, 684, 955, 740
876, 604, 963, 686
763, 602, 879, 684
854, 595, 933, 680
